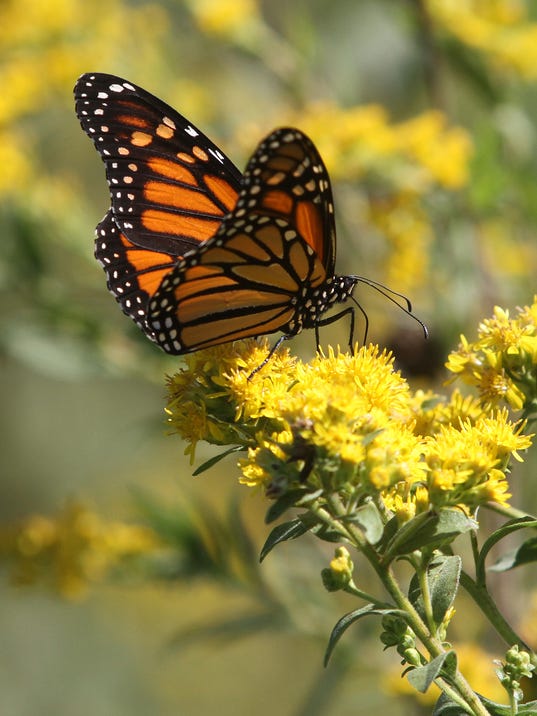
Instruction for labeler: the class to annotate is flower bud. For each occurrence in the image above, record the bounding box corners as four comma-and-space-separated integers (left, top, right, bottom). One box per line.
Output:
321, 546, 354, 591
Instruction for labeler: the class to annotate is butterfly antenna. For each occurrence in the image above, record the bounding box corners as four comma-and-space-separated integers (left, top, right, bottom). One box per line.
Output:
350, 275, 428, 339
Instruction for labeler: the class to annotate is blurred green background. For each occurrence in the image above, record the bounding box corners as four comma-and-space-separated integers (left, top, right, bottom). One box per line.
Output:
2, 1, 537, 714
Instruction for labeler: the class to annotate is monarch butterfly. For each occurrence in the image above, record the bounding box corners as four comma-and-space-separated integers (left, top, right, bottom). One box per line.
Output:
74, 73, 423, 365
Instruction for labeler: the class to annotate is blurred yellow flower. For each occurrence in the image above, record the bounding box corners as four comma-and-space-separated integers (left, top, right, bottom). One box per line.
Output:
0, 502, 159, 600
185, 0, 260, 37
428, 0, 537, 79
0, 0, 169, 204
293, 103, 472, 191
367, 192, 432, 296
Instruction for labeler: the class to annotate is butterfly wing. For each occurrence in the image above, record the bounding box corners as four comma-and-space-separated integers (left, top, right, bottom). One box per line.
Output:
148, 128, 337, 354
74, 73, 242, 257
94, 210, 180, 340
240, 126, 336, 274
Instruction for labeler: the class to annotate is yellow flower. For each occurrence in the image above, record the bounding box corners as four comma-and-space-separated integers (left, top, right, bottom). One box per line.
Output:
238, 430, 298, 495
165, 340, 283, 461
478, 305, 534, 353
395, 111, 472, 189
478, 358, 525, 411
366, 192, 432, 296
446, 299, 537, 413
382, 493, 417, 524
223, 339, 296, 421
445, 334, 484, 376
518, 295, 537, 330
473, 409, 533, 463
364, 426, 426, 491
166, 335, 532, 517
230, 345, 433, 501
423, 408, 532, 510
410, 388, 486, 436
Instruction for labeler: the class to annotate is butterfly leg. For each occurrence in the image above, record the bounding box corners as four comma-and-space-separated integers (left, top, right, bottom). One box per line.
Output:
314, 324, 321, 352
314, 304, 368, 354
247, 334, 292, 380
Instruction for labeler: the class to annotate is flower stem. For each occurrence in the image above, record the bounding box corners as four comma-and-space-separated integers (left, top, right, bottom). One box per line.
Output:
417, 558, 436, 634
317, 495, 492, 715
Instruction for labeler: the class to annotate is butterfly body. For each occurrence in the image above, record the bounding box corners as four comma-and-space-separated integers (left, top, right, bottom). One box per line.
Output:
75, 73, 362, 356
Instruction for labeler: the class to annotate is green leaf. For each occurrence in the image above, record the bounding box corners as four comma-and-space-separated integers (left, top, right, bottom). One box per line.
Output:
377, 515, 399, 551
385, 510, 477, 558
432, 693, 472, 715
409, 556, 461, 626
433, 692, 537, 715
264, 489, 309, 523
347, 501, 384, 544
324, 606, 403, 666
192, 445, 244, 476
476, 517, 537, 578
490, 535, 537, 572
259, 517, 315, 561
311, 523, 346, 542
407, 651, 457, 693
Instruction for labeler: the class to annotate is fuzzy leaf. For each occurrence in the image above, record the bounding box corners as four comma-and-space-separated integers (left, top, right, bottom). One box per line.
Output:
347, 501, 384, 544
407, 651, 457, 693
435, 692, 537, 715
409, 556, 461, 625
386, 510, 477, 558
432, 693, 472, 715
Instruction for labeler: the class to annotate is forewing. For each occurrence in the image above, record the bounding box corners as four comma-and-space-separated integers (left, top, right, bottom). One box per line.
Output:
238, 127, 336, 274
75, 73, 242, 256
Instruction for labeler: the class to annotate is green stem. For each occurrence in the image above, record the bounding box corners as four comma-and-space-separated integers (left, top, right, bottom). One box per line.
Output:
318, 495, 491, 715
343, 580, 393, 609
435, 676, 476, 714
418, 558, 436, 634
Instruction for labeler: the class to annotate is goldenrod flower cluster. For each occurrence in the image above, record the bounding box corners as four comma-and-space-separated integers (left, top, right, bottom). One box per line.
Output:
166, 337, 532, 517
427, 0, 537, 80
446, 297, 537, 417
0, 502, 159, 599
